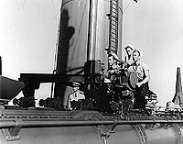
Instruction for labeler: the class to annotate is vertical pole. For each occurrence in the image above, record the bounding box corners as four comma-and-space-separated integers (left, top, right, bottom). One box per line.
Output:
87, 0, 98, 61
0, 56, 1, 75
118, 0, 123, 59
0, 56, 1, 98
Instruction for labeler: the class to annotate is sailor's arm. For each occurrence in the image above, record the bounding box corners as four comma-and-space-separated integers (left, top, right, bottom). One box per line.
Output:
136, 70, 150, 87
67, 94, 72, 110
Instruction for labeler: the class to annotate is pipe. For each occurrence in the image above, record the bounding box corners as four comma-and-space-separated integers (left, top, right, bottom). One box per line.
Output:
0, 56, 1, 99
1, 119, 183, 128
87, 0, 98, 61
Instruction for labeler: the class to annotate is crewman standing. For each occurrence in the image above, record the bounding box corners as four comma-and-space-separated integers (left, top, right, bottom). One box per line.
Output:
128, 49, 150, 109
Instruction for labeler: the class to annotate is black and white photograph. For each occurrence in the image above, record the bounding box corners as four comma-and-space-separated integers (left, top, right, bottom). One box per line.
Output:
0, 0, 183, 143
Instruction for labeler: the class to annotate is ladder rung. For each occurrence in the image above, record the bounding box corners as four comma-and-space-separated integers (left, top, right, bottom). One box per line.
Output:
111, 22, 118, 26
111, 1, 117, 5
111, 45, 117, 50
111, 19, 118, 23
111, 38, 118, 42
111, 31, 117, 35
111, 29, 117, 33
111, 5, 117, 9
110, 35, 117, 39
111, 30, 117, 33
110, 39, 117, 43
111, 27, 118, 31
111, 36, 118, 41
111, 2, 117, 6
111, 15, 118, 20
111, 42, 118, 45
111, 28, 117, 32
112, 9, 118, 14
111, 25, 118, 29
111, 13, 117, 18
111, 19, 117, 22
112, 0, 117, 2
111, 45, 116, 49
111, 10, 117, 14
111, 25, 117, 29
111, 35, 117, 41
111, 20, 118, 24
111, 19, 118, 24
111, 2, 117, 7
111, 34, 118, 38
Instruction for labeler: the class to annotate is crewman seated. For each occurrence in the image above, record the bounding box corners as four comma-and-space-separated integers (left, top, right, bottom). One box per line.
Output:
67, 82, 85, 110
106, 52, 121, 84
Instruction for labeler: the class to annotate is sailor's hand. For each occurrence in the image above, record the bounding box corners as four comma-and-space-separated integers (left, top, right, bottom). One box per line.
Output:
63, 105, 67, 110
108, 70, 115, 74
104, 78, 111, 83
136, 82, 142, 88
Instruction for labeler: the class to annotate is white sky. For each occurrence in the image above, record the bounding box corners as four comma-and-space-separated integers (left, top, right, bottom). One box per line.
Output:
0, 0, 183, 106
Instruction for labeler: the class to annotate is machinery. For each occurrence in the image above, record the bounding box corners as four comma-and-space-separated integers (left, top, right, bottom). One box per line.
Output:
1, 0, 183, 144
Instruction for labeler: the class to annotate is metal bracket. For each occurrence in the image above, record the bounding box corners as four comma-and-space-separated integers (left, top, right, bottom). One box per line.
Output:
172, 123, 182, 144
96, 125, 110, 144
133, 124, 147, 144
2, 119, 22, 141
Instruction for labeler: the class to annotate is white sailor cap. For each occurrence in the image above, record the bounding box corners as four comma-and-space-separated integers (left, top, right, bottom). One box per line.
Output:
138, 50, 143, 57
134, 49, 143, 57
72, 82, 81, 87
109, 52, 119, 61
125, 44, 134, 50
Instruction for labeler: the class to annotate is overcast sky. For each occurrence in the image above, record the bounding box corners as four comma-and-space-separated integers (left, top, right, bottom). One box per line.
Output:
0, 0, 183, 106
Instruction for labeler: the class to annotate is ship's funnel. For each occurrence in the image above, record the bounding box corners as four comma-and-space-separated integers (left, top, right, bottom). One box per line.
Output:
0, 76, 24, 101
172, 67, 183, 105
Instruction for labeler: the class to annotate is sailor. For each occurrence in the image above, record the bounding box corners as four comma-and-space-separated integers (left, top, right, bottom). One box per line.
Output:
165, 101, 182, 111
128, 49, 150, 109
120, 44, 134, 83
67, 82, 85, 110
106, 52, 121, 84
124, 44, 134, 67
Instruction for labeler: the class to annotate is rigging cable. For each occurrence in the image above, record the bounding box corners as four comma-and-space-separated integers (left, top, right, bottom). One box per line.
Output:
123, 0, 133, 14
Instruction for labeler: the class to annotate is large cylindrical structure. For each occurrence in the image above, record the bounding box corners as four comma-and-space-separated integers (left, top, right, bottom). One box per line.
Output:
1, 110, 183, 144
0, 123, 182, 144
54, 0, 123, 106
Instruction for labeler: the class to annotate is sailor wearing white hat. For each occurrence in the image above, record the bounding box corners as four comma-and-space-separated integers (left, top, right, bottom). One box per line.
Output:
125, 44, 134, 50
124, 44, 134, 66
110, 52, 119, 61
128, 49, 150, 109
138, 50, 143, 57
